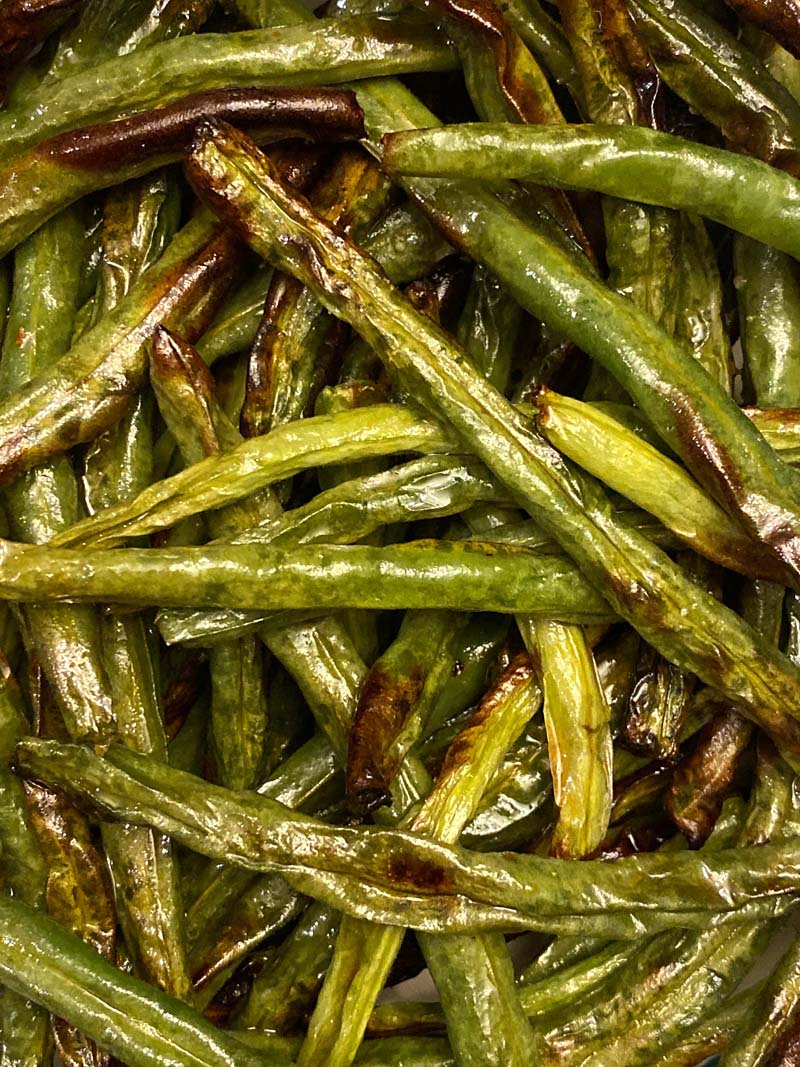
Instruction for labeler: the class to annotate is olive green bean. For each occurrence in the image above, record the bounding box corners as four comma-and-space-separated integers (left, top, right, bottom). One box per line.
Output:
17, 739, 800, 938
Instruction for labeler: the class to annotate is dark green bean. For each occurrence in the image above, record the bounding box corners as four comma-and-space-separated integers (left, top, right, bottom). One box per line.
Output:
196, 265, 274, 367
347, 610, 470, 812
736, 237, 800, 408
0, 208, 116, 743
456, 265, 520, 393
411, 0, 590, 260
383, 122, 800, 259
242, 148, 391, 440
45, 0, 215, 80
623, 641, 695, 761
0, 654, 50, 1067
234, 901, 340, 1031
24, 769, 117, 1067
558, 0, 682, 406
628, 0, 800, 169
189, 876, 304, 993
360, 203, 453, 285
0, 0, 78, 105
502, 0, 578, 94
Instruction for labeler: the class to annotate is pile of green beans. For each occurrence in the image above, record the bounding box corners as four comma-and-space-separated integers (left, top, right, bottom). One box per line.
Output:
3, 0, 800, 1065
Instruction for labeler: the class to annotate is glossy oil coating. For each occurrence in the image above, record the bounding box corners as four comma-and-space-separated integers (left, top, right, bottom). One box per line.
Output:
186, 122, 800, 764
15, 739, 800, 939
0, 87, 365, 259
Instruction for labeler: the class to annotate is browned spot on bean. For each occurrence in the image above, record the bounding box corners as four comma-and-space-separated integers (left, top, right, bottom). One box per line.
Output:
666, 707, 753, 848
347, 665, 427, 813
405, 255, 472, 330
385, 852, 455, 894
437, 651, 533, 781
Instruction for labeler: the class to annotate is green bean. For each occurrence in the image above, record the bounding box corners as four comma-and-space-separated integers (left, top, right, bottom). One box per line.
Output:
231, 0, 791, 577
239, 1030, 461, 1066
17, 738, 800, 938
0, 654, 50, 1067
521, 618, 612, 858
0, 896, 291, 1067
431, 0, 563, 122
520, 935, 612, 987
627, 0, 800, 169
744, 21, 800, 101
425, 614, 511, 735
558, 0, 684, 404
242, 148, 392, 440
228, 455, 502, 554
597, 398, 800, 461
501, 0, 578, 94
186, 122, 800, 766
196, 265, 274, 367
0, 89, 367, 263
151, 329, 273, 792
24, 770, 117, 1067
412, 0, 590, 260
0, 213, 237, 484
623, 640, 695, 761
736, 237, 800, 408
0, 537, 618, 622
45, 0, 215, 80
234, 900, 340, 1031
195, 202, 450, 371
456, 265, 520, 393
365, 937, 631, 1038
0, 259, 8, 349
348, 610, 471, 812
177, 545, 364, 945
360, 202, 452, 285
189, 875, 304, 993
670, 212, 731, 390
548, 799, 793, 1065
383, 122, 800, 260
0, 0, 78, 104
746, 405, 800, 463
537, 738, 793, 1066
301, 652, 540, 1067
183, 731, 343, 959
75, 173, 195, 999
656, 984, 764, 1066
0, 14, 455, 165
459, 717, 553, 851
0, 208, 117, 743
54, 404, 450, 549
